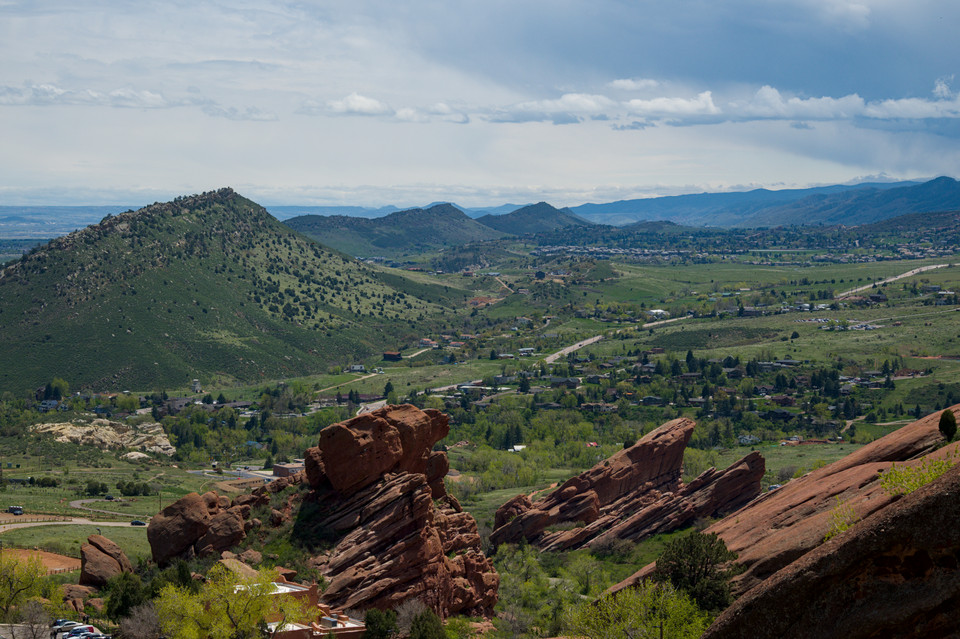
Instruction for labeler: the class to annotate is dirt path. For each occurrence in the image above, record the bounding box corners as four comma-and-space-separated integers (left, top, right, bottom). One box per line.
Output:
494, 277, 514, 294
405, 348, 431, 359
836, 263, 951, 298
0, 518, 135, 534
316, 373, 378, 394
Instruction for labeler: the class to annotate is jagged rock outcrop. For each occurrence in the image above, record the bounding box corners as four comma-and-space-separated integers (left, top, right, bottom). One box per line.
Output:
147, 491, 256, 566
300, 405, 498, 618
610, 407, 960, 636
146, 404, 498, 618
490, 418, 764, 551
31, 419, 175, 456
79, 534, 134, 588
703, 461, 960, 639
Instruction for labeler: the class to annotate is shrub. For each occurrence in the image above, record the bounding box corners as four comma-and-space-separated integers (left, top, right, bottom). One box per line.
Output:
823, 497, 859, 542
880, 454, 957, 496
408, 609, 445, 639
652, 531, 739, 612
940, 410, 957, 442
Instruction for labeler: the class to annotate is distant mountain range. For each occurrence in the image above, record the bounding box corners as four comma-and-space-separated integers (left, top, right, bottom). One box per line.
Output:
0, 189, 465, 392
569, 180, 928, 226
4, 177, 960, 240
475, 202, 592, 234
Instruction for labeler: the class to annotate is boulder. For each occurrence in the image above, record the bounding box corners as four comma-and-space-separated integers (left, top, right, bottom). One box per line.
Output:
148, 491, 248, 566
313, 405, 449, 494
490, 418, 765, 551
703, 462, 960, 639
79, 534, 134, 588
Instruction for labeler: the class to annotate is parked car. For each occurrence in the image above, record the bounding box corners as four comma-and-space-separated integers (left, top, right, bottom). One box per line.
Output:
104, 495, 114, 501
64, 626, 96, 638
130, 520, 146, 526
51, 620, 80, 630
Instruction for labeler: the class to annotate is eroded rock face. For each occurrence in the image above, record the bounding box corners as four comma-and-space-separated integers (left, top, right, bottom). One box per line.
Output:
313, 404, 450, 495
490, 418, 765, 551
79, 534, 134, 588
147, 404, 498, 618
610, 407, 960, 637
30, 419, 175, 456
703, 462, 960, 639
301, 405, 497, 618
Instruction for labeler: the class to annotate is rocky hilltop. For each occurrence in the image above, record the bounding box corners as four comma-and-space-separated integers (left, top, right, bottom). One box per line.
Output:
147, 405, 498, 618
31, 418, 175, 456
490, 418, 765, 551
610, 407, 960, 637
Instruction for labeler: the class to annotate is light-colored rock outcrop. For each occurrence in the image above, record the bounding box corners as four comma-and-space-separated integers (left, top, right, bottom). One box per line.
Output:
30, 419, 175, 456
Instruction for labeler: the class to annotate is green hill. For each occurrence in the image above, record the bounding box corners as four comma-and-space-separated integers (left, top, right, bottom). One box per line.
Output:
476, 202, 592, 235
283, 203, 506, 257
0, 189, 467, 392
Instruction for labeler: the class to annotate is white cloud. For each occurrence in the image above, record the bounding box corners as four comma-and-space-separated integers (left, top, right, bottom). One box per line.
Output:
609, 78, 660, 91
626, 91, 721, 117
934, 77, 954, 100
325, 93, 393, 116
0, 83, 174, 109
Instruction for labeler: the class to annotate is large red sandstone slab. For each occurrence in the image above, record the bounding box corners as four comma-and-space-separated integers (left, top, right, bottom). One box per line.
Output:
610, 407, 957, 598
490, 418, 764, 551
703, 462, 960, 639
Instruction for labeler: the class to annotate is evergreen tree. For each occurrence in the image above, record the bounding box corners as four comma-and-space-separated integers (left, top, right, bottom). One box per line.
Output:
939, 409, 957, 442
408, 609, 445, 639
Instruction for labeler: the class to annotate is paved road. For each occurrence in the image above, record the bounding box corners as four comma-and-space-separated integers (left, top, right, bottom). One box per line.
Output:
0, 518, 137, 534
544, 335, 604, 363
836, 263, 950, 298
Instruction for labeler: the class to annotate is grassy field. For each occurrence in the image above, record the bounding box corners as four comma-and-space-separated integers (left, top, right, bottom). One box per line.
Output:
1, 524, 151, 562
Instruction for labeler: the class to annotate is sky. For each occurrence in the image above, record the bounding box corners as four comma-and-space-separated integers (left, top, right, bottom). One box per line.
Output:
2, 0, 960, 208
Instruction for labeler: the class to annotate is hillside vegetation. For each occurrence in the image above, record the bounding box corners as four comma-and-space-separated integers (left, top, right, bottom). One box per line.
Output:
0, 189, 466, 391
284, 203, 506, 257
476, 202, 592, 235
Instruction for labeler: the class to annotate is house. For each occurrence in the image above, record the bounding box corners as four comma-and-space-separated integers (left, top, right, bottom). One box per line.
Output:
247, 575, 365, 639
382, 351, 402, 361
192, 379, 202, 393
273, 461, 306, 478
348, 364, 366, 373
738, 434, 760, 445
549, 376, 580, 389
642, 395, 664, 406
771, 395, 796, 407
38, 399, 59, 412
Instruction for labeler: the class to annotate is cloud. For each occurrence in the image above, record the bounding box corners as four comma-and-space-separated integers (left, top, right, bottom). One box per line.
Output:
201, 105, 279, 121
934, 76, 954, 100
609, 78, 660, 91
489, 92, 616, 125
0, 83, 173, 108
324, 92, 393, 116
626, 91, 721, 117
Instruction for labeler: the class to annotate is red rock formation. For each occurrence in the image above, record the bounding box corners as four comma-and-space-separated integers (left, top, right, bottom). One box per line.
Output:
147, 490, 253, 566
146, 404, 498, 618
79, 535, 134, 588
490, 418, 765, 551
610, 406, 960, 625
703, 462, 960, 639
314, 404, 449, 495
301, 405, 498, 618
